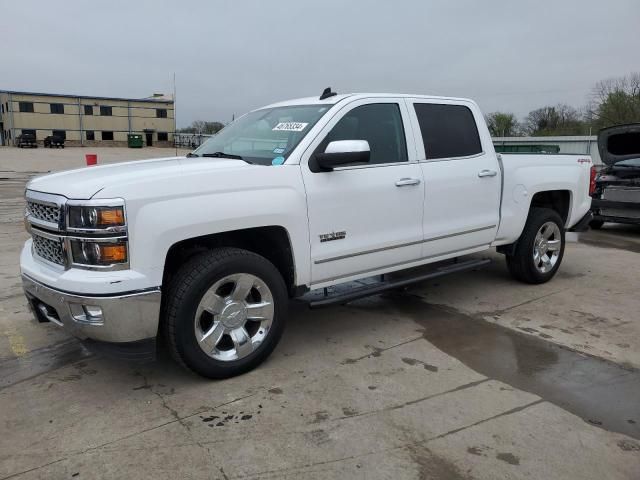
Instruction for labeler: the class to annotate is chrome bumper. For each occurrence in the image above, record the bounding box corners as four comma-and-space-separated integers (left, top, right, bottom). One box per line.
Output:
22, 274, 161, 343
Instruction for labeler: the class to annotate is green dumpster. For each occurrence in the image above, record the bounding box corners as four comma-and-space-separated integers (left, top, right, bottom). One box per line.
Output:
127, 134, 143, 148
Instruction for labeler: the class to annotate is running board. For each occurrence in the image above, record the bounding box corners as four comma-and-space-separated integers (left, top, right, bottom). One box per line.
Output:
306, 258, 491, 309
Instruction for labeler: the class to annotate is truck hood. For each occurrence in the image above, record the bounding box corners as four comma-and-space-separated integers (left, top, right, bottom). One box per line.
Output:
598, 123, 640, 166
26, 156, 250, 199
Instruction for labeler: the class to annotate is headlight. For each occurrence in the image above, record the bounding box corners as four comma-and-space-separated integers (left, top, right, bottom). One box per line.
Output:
67, 206, 125, 230
70, 239, 128, 266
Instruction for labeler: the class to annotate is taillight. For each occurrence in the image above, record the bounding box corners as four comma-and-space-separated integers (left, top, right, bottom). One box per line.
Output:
589, 165, 597, 196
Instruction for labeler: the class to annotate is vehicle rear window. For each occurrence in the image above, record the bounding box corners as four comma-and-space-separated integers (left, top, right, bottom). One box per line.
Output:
414, 103, 482, 159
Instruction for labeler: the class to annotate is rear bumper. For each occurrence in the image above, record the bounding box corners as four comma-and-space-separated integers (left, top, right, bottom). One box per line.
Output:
568, 211, 593, 232
22, 274, 161, 343
591, 198, 640, 224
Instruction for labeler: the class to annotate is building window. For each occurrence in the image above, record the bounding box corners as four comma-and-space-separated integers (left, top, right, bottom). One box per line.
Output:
100, 106, 113, 116
158, 132, 168, 141
52, 130, 66, 139
19, 102, 34, 113
101, 131, 114, 141
86, 130, 95, 141
156, 108, 168, 118
50, 103, 64, 114
1, 104, 4, 113
84, 105, 94, 115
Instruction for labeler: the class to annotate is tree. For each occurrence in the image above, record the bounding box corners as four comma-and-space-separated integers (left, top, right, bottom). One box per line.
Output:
177, 120, 225, 134
485, 112, 521, 137
523, 104, 587, 136
588, 72, 640, 130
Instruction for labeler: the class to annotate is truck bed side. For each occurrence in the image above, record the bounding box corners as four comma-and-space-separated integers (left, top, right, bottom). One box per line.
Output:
494, 154, 592, 245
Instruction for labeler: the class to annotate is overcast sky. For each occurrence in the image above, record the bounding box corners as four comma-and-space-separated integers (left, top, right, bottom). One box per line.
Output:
3, 0, 639, 126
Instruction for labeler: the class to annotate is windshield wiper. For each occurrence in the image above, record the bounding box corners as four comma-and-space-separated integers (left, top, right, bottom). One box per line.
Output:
186, 152, 200, 157
202, 152, 244, 160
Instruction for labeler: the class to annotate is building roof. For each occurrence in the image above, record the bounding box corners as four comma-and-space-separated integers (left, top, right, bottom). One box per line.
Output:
0, 89, 174, 104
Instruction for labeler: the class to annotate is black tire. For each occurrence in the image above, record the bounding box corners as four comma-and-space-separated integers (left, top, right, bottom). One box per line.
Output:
164, 247, 288, 379
506, 207, 565, 284
589, 219, 604, 230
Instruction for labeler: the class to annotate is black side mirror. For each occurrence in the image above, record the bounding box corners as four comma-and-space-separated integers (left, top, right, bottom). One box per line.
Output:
310, 140, 370, 172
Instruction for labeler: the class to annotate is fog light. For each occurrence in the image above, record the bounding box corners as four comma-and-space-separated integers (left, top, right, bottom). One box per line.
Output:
69, 303, 104, 325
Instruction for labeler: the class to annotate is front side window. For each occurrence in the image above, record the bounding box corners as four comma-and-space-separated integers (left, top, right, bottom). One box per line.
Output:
22, 129, 36, 136
193, 105, 331, 166
19, 102, 34, 113
50, 103, 64, 114
414, 103, 482, 160
52, 130, 66, 139
316, 103, 408, 165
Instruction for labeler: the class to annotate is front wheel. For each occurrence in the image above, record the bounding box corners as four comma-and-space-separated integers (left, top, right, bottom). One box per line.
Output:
164, 247, 288, 379
506, 208, 565, 284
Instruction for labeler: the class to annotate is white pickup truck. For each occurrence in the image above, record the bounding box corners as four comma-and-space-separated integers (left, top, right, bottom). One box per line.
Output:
21, 90, 593, 378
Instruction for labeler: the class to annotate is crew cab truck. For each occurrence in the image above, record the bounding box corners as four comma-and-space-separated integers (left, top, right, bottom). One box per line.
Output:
21, 90, 593, 378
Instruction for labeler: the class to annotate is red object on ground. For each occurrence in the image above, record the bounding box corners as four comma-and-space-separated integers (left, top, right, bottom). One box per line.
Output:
86, 154, 97, 166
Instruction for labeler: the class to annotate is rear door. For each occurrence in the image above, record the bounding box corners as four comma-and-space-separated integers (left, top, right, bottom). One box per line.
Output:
408, 100, 501, 258
301, 98, 424, 286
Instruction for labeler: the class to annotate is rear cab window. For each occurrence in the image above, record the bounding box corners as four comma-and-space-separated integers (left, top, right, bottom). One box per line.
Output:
413, 103, 482, 160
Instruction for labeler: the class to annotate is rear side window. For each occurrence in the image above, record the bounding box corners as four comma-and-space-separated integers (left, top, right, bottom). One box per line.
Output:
318, 103, 408, 165
414, 103, 482, 159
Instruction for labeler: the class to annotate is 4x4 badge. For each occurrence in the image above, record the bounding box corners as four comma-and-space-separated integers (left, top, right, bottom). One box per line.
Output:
319, 231, 346, 242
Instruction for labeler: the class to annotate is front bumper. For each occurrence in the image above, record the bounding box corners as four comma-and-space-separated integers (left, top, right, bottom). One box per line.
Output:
22, 274, 161, 343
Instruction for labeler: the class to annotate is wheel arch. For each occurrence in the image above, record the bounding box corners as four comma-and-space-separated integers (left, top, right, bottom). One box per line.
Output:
529, 189, 572, 226
162, 226, 298, 297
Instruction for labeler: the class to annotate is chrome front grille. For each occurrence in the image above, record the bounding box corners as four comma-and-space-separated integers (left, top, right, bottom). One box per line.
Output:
27, 201, 61, 226
32, 233, 66, 266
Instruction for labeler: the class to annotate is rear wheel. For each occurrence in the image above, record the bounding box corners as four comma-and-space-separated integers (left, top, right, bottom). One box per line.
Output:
506, 208, 565, 284
164, 247, 288, 379
589, 219, 604, 230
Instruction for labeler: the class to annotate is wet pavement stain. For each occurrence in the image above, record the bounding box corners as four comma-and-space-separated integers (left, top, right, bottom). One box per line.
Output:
401, 357, 439, 372
388, 293, 640, 440
496, 452, 520, 465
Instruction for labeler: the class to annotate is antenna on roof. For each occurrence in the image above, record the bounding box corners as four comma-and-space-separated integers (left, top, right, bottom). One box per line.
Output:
319, 87, 337, 100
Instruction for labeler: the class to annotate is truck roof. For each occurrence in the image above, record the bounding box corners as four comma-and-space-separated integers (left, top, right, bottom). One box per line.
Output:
261, 93, 476, 110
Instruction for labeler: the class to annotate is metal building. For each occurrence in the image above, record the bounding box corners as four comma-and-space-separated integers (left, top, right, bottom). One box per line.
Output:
493, 136, 601, 164
0, 90, 175, 147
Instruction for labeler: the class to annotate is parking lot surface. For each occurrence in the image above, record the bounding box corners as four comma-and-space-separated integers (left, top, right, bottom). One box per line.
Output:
1, 147, 639, 479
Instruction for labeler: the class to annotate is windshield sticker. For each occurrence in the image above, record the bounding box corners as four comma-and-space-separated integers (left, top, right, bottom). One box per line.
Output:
272, 156, 285, 166
273, 147, 286, 154
272, 122, 309, 132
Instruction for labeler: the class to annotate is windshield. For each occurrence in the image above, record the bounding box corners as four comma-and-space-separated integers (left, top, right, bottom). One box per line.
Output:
614, 158, 640, 168
191, 105, 331, 165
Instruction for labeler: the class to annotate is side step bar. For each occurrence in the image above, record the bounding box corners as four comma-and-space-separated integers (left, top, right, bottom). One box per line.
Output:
307, 258, 491, 309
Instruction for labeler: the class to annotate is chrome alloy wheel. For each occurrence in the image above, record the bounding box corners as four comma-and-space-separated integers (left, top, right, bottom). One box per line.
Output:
194, 273, 274, 361
533, 221, 562, 274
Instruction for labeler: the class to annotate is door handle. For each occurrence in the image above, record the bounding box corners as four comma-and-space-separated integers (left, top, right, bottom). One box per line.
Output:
395, 178, 421, 187
478, 169, 497, 178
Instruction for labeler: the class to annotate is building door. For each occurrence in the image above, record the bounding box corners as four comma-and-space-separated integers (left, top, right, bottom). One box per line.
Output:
145, 132, 153, 146
0, 123, 4, 146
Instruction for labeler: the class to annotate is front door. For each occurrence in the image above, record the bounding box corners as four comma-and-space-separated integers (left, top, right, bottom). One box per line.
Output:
408, 100, 501, 258
146, 132, 153, 146
301, 99, 424, 286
